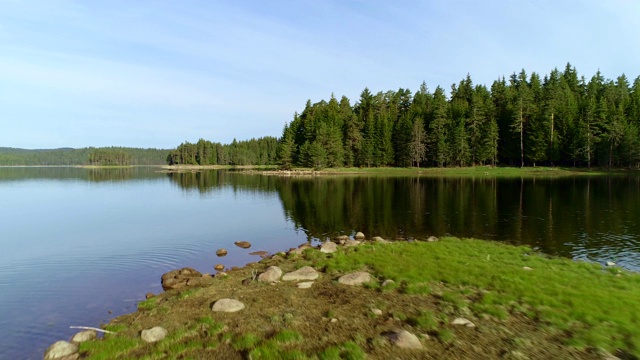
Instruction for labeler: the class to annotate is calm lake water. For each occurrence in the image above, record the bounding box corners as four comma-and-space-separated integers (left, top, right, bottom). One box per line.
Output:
1, 167, 639, 359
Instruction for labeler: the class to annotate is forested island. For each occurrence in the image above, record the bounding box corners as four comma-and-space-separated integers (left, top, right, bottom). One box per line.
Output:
0, 147, 169, 166
170, 64, 640, 170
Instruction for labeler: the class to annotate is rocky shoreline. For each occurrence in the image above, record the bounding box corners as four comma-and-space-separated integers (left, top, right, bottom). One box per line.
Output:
43, 233, 636, 359
43, 232, 434, 359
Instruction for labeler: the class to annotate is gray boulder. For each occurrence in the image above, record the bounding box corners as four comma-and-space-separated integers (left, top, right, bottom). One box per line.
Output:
282, 266, 320, 281
344, 239, 361, 247
212, 298, 245, 312
320, 241, 338, 253
354, 232, 365, 240
297, 281, 314, 289
338, 271, 372, 286
258, 266, 282, 283
141, 326, 168, 343
44, 340, 78, 360
385, 329, 423, 349
70, 330, 97, 343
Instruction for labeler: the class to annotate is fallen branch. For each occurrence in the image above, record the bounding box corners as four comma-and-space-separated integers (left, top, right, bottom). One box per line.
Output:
70, 326, 115, 334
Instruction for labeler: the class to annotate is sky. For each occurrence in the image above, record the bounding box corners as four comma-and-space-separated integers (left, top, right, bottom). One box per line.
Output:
1, 0, 639, 149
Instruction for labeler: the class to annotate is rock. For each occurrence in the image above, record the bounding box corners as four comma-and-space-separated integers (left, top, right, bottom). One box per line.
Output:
330, 318, 338, 323
606, 261, 616, 267
287, 247, 306, 256
44, 340, 78, 359
382, 279, 395, 287
372, 236, 390, 243
234, 241, 252, 249
338, 271, 372, 286
371, 308, 383, 316
145, 292, 155, 299
249, 250, 270, 258
344, 239, 361, 247
141, 326, 168, 343
334, 235, 349, 242
320, 241, 338, 253
161, 267, 203, 291
214, 264, 225, 271
216, 248, 228, 257
354, 232, 365, 240
451, 317, 476, 327
426, 236, 439, 242
385, 329, 423, 349
212, 298, 245, 312
522, 266, 533, 271
282, 266, 320, 281
215, 272, 228, 278
297, 281, 314, 289
71, 330, 97, 343
298, 243, 312, 249
258, 266, 282, 283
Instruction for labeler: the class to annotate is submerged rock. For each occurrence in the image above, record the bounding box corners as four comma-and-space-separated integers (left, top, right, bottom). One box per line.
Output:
234, 241, 252, 249
338, 271, 372, 286
212, 298, 245, 312
141, 326, 168, 343
216, 248, 228, 257
258, 266, 282, 283
44, 340, 78, 360
214, 264, 225, 271
249, 250, 270, 258
282, 266, 320, 281
161, 267, 203, 291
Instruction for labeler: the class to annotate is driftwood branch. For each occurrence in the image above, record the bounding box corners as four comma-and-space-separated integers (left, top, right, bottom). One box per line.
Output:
70, 326, 115, 334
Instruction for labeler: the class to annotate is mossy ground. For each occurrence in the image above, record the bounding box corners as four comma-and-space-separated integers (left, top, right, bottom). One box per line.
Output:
78, 238, 640, 359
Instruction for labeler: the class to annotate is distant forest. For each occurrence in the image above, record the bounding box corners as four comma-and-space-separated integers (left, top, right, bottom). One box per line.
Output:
0, 147, 169, 166
277, 63, 640, 169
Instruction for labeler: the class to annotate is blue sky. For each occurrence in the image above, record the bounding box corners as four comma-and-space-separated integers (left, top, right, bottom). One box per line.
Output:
1, 0, 639, 149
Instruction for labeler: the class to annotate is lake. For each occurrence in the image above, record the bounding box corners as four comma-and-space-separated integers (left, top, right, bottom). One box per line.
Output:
1, 167, 639, 359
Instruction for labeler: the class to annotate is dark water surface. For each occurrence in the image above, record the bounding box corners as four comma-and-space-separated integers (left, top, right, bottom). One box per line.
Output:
1, 167, 639, 359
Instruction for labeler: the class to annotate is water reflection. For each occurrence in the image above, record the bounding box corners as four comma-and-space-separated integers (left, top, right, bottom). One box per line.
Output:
168, 172, 640, 270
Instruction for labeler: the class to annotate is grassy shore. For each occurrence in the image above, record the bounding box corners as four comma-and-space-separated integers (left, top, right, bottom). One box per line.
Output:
263, 166, 627, 177
76, 237, 639, 359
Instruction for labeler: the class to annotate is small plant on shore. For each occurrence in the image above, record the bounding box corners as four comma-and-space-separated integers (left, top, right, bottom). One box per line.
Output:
137, 297, 158, 311
437, 329, 456, 344
408, 310, 439, 331
318, 341, 366, 360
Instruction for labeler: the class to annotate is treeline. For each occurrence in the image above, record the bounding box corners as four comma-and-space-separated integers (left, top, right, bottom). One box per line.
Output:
0, 147, 169, 166
87, 148, 133, 166
166, 137, 278, 166
277, 63, 640, 169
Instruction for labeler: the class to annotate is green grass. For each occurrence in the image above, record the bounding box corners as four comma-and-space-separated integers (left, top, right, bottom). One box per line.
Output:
288, 166, 611, 178
316, 238, 640, 354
